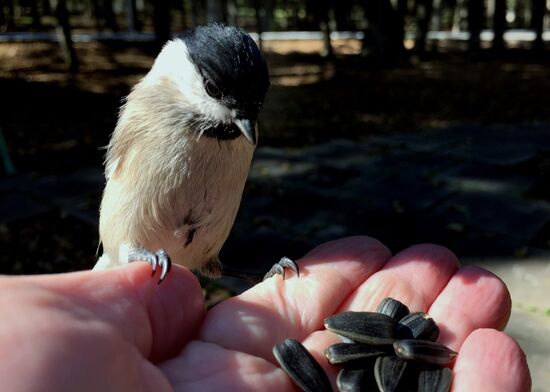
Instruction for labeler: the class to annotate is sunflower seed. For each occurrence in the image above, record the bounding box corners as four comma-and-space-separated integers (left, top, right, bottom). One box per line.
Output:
337, 367, 377, 392
393, 339, 458, 365
374, 356, 408, 391
376, 297, 410, 321
273, 338, 332, 392
278, 297, 458, 391
324, 311, 397, 345
325, 342, 388, 365
396, 312, 440, 341
418, 367, 452, 392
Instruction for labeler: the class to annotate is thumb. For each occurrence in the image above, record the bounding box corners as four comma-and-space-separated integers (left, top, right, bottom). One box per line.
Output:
19, 262, 205, 362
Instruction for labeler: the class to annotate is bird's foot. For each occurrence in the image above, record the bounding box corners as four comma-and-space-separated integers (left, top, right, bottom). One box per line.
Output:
125, 247, 172, 284
263, 257, 300, 281
221, 257, 299, 284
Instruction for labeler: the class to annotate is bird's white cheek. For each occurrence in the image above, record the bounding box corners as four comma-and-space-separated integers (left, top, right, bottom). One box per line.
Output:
180, 80, 232, 122
207, 101, 233, 122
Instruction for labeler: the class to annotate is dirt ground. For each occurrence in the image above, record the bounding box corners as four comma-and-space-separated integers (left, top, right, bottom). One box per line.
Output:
1, 39, 550, 276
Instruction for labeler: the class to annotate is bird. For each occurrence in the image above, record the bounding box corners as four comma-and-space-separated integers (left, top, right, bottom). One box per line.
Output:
94, 23, 298, 283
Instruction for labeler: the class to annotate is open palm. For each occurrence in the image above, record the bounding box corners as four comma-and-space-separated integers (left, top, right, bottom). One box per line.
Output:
0, 236, 530, 391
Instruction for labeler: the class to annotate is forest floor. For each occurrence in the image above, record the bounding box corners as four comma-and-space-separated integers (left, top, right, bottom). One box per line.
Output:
0, 39, 549, 390
1, 39, 549, 269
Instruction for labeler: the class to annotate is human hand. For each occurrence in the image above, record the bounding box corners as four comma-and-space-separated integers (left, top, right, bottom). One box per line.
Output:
0, 236, 530, 391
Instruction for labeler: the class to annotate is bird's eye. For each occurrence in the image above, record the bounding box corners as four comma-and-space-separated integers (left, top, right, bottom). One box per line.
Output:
205, 80, 222, 99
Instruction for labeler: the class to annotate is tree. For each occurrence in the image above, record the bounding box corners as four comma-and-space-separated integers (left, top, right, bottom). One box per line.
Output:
432, 0, 443, 31
153, 0, 171, 47
450, 0, 464, 33
305, 0, 334, 57
416, 0, 434, 53
0, 0, 5, 30
531, 0, 546, 51
467, 0, 484, 52
42, 0, 51, 15
492, 0, 506, 51
89, 0, 119, 32
53, 0, 79, 72
103, 0, 119, 32
226, 0, 238, 25
90, 0, 103, 31
30, 0, 41, 28
2, 0, 16, 31
125, 0, 140, 32
206, 0, 223, 22
362, 0, 405, 64
333, 0, 353, 31
254, 0, 263, 50
261, 0, 275, 31
190, 0, 206, 25
318, 0, 334, 57
252, 0, 275, 32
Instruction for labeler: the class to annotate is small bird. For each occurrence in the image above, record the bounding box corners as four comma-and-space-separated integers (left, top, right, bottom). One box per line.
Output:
94, 24, 298, 283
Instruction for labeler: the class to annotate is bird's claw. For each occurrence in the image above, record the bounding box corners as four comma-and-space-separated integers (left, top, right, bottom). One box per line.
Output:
127, 247, 172, 284
263, 257, 299, 281
155, 249, 171, 283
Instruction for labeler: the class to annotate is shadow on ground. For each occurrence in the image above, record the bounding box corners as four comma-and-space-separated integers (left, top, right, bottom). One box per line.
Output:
1, 41, 550, 275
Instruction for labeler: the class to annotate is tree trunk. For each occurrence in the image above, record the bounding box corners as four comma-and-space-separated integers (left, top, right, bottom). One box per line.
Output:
153, 0, 171, 47
319, 0, 334, 57
0, 125, 16, 176
306, 0, 334, 57
125, 0, 140, 32
467, 0, 484, 52
226, 0, 237, 25
432, 0, 442, 31
492, 0, 506, 51
4, 0, 15, 30
191, 0, 206, 25
90, 0, 103, 31
261, 0, 275, 31
362, 0, 405, 64
0, 0, 5, 31
396, 0, 407, 49
531, 0, 545, 51
514, 0, 529, 27
451, 0, 462, 32
54, 0, 79, 72
334, 0, 353, 30
206, 0, 223, 22
103, 0, 119, 32
42, 0, 51, 14
253, 0, 263, 50
416, 0, 433, 53
30, 0, 41, 28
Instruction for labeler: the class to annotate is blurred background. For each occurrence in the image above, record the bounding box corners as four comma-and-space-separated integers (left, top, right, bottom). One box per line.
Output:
0, 0, 549, 389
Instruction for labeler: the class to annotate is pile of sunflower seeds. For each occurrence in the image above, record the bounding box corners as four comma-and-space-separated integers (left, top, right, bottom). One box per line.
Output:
273, 297, 457, 392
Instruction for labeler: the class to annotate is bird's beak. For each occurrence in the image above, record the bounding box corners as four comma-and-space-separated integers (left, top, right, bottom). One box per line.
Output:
235, 118, 257, 145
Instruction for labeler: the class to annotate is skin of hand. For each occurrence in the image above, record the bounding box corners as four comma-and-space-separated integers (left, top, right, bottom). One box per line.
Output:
0, 236, 531, 392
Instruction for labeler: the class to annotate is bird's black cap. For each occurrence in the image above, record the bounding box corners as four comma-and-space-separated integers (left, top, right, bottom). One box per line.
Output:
182, 23, 270, 120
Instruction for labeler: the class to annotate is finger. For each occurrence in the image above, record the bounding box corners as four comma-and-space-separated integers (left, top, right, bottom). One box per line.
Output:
200, 236, 392, 360
428, 266, 511, 350
302, 330, 342, 391
452, 329, 531, 392
341, 244, 460, 312
291, 245, 459, 390
17, 262, 205, 362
